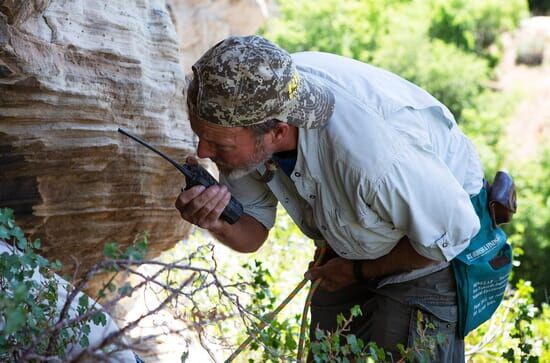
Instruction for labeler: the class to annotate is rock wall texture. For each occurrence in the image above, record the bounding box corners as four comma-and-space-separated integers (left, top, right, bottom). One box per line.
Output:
0, 0, 267, 285
168, 0, 268, 70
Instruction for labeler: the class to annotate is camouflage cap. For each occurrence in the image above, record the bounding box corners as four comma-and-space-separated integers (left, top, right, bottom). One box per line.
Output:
187, 35, 335, 129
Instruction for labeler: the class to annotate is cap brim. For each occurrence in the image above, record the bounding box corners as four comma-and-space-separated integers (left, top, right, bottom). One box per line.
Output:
286, 73, 335, 129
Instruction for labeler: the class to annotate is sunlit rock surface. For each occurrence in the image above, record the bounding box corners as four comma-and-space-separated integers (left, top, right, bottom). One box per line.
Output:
169, 0, 269, 70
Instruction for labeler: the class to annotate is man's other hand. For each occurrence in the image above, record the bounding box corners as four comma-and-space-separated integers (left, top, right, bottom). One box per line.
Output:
305, 257, 356, 292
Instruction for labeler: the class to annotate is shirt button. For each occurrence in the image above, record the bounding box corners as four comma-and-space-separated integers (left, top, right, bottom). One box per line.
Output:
309, 195, 316, 200
442, 242, 449, 248
294, 171, 301, 177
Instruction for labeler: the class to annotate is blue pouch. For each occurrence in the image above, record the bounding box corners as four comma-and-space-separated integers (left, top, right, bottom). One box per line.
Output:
451, 187, 512, 338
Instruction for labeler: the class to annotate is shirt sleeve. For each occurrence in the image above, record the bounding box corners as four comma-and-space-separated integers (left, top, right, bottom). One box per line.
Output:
219, 172, 278, 230
370, 144, 481, 261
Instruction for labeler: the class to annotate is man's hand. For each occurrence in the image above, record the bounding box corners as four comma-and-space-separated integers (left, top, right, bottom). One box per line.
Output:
174, 157, 232, 232
304, 237, 438, 293
305, 257, 356, 292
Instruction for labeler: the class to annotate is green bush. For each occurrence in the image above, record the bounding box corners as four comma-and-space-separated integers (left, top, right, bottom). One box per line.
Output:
263, 0, 394, 60
263, 0, 496, 120
428, 0, 529, 66
373, 37, 490, 120
0, 208, 159, 361
504, 148, 550, 306
466, 280, 548, 362
0, 208, 107, 361
460, 90, 521, 175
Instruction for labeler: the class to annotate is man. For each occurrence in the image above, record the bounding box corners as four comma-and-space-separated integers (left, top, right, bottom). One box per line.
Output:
176, 35, 483, 361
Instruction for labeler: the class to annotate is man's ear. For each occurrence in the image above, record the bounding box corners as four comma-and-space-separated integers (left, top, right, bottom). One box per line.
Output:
270, 122, 290, 143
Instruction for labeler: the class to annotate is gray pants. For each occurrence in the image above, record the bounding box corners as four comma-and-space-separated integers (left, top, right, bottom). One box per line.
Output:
309, 267, 464, 362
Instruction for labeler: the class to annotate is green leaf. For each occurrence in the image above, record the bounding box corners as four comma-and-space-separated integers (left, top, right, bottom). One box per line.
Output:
0, 208, 15, 223
417, 310, 424, 323
396, 343, 408, 356
284, 332, 297, 350
31, 303, 46, 320
122, 241, 148, 261
336, 313, 345, 326
350, 305, 362, 317
118, 282, 133, 297
91, 311, 107, 326
35, 255, 49, 268
13, 282, 30, 300
103, 242, 120, 259
79, 335, 90, 348
347, 335, 362, 354
82, 324, 91, 335
78, 294, 90, 309
315, 327, 326, 340
0, 225, 9, 239
331, 333, 340, 348
368, 345, 379, 361
311, 342, 322, 355
4, 307, 26, 334
15, 233, 27, 250
51, 259, 63, 270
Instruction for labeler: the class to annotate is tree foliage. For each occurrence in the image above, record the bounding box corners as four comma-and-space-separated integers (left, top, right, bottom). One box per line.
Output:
0, 208, 108, 361
428, 0, 528, 66
262, 0, 528, 119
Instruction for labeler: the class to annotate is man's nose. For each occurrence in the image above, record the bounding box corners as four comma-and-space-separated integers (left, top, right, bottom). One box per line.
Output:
196, 140, 215, 159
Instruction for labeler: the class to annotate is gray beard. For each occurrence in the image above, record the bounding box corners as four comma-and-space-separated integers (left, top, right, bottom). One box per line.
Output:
224, 144, 272, 180
225, 155, 273, 180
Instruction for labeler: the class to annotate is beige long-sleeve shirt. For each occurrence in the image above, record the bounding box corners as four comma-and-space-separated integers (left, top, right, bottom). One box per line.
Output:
221, 52, 483, 280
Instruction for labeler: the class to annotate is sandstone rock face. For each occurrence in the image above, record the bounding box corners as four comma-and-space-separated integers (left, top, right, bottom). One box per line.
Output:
168, 0, 269, 70
0, 0, 267, 284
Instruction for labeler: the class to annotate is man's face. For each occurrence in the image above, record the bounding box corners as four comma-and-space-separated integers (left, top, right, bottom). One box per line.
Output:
190, 115, 272, 179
